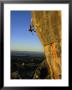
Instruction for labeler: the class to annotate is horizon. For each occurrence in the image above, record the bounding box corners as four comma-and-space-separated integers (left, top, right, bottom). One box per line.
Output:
11, 50, 44, 53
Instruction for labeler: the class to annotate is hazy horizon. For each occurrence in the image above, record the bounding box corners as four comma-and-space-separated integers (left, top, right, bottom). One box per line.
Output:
11, 50, 44, 53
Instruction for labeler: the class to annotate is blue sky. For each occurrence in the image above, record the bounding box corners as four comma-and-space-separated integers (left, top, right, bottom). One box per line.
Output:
11, 11, 43, 52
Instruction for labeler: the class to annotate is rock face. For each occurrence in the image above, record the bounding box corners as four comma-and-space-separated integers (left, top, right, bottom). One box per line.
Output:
32, 11, 61, 79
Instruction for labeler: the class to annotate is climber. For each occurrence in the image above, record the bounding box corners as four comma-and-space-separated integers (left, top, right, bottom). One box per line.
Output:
28, 18, 36, 33
28, 24, 36, 32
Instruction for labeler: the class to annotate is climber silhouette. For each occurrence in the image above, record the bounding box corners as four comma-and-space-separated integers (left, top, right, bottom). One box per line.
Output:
29, 18, 36, 33
29, 24, 36, 33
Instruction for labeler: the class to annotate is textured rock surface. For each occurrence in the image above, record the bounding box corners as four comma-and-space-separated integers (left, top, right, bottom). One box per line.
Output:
32, 11, 61, 79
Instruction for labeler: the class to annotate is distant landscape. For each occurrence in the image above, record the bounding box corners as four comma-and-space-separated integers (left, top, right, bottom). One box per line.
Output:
11, 51, 48, 79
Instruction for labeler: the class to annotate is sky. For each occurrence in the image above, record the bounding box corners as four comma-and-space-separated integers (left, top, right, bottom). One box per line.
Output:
11, 11, 44, 52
